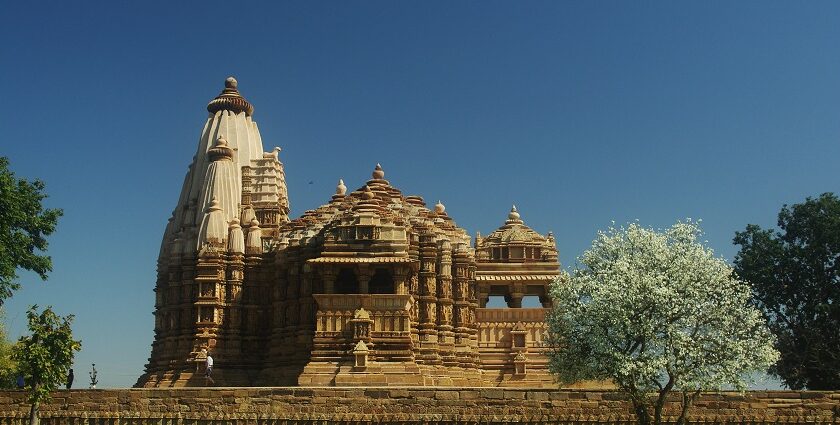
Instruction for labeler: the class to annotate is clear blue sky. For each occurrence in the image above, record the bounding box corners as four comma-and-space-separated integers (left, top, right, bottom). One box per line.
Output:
1, 1, 838, 388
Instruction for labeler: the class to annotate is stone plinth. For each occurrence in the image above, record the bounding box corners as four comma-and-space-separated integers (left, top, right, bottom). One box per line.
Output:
0, 388, 837, 424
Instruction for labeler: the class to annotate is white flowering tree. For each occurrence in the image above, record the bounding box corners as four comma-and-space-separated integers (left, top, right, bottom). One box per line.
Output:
546, 221, 778, 425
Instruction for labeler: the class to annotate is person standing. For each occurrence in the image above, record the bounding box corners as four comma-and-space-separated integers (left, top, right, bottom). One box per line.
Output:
66, 369, 74, 389
205, 353, 215, 385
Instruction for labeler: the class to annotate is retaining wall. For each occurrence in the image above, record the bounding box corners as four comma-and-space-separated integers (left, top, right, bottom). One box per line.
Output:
0, 388, 838, 424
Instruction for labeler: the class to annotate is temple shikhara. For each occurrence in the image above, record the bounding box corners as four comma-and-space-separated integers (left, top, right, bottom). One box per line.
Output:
137, 78, 562, 388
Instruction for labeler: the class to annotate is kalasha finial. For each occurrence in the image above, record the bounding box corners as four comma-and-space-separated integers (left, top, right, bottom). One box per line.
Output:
508, 205, 521, 221
372, 163, 385, 180
207, 76, 254, 116
362, 185, 375, 200
336, 179, 347, 196
435, 200, 446, 214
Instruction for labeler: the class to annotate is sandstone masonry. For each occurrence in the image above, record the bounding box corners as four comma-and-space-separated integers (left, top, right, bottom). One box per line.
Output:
142, 78, 565, 388
0, 389, 838, 424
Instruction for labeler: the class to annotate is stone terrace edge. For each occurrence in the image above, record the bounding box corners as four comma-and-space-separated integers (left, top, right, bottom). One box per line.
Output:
0, 388, 838, 423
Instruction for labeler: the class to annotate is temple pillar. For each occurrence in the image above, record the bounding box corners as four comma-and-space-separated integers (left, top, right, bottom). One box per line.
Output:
452, 248, 475, 370
224, 252, 244, 358
322, 267, 336, 294
394, 266, 409, 295
437, 239, 456, 369
417, 232, 440, 365
357, 264, 371, 294
507, 283, 524, 308
477, 284, 490, 308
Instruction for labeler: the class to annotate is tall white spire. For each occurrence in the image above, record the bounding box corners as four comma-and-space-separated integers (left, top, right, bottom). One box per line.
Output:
159, 77, 288, 256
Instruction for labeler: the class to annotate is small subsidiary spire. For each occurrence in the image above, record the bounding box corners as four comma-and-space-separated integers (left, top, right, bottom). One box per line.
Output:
207, 135, 234, 161
227, 218, 245, 254
362, 185, 375, 200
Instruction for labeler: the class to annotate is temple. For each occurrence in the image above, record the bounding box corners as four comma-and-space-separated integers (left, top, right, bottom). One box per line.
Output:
137, 78, 562, 387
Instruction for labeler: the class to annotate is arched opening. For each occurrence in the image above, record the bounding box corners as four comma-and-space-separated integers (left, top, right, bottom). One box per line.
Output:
368, 268, 394, 294
335, 268, 359, 294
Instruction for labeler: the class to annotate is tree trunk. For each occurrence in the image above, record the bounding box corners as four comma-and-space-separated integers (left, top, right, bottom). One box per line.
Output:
676, 390, 700, 425
653, 401, 663, 425
634, 403, 651, 425
654, 374, 676, 425
28, 400, 39, 425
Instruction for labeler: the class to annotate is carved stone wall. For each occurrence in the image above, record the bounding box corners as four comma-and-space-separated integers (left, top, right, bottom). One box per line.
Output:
476, 308, 553, 386
0, 389, 837, 424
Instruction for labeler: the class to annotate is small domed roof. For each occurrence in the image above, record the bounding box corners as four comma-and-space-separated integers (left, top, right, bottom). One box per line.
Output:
480, 205, 547, 245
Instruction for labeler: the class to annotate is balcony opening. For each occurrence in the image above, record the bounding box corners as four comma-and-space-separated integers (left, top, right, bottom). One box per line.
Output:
368, 268, 394, 294
335, 268, 359, 294
521, 295, 542, 308
486, 295, 508, 308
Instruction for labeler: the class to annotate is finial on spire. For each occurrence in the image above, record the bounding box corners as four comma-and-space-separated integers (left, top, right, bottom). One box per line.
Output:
336, 179, 347, 196
372, 163, 385, 180
207, 76, 254, 116
362, 185, 375, 200
508, 205, 521, 221
435, 200, 446, 214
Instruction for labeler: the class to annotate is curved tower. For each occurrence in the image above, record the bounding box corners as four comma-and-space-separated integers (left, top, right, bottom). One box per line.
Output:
139, 77, 289, 387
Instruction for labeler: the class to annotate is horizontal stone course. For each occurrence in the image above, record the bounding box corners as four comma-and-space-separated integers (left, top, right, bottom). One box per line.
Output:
0, 388, 836, 424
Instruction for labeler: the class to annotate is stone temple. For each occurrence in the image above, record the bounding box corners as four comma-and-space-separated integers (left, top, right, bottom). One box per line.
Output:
137, 78, 562, 387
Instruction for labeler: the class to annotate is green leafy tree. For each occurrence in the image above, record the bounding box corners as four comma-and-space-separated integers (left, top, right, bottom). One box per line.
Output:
12, 306, 81, 425
733, 193, 840, 390
547, 221, 778, 425
0, 157, 63, 305
0, 317, 18, 388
